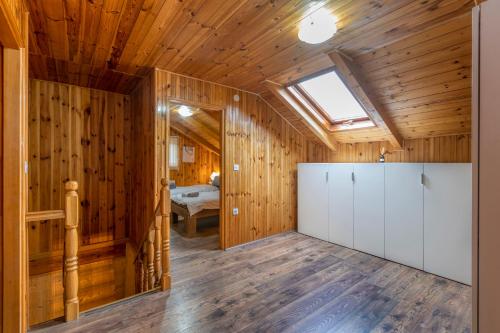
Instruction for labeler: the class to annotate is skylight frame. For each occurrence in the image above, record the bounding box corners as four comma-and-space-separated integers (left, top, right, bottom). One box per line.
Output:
286, 67, 375, 130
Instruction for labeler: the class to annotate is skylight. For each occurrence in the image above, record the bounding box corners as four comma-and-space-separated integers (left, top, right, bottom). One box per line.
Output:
296, 70, 371, 123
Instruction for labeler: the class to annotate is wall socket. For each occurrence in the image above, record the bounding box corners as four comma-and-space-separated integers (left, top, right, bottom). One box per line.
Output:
232, 208, 239, 216
233, 164, 239, 171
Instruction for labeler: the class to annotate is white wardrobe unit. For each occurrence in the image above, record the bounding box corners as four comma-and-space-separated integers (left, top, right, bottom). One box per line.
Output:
385, 163, 424, 270
297, 164, 329, 241
328, 164, 354, 248
423, 163, 472, 285
353, 164, 385, 258
297, 162, 472, 284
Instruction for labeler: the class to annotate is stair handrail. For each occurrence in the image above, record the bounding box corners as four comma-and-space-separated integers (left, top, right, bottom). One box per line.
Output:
26, 180, 80, 322
133, 178, 171, 293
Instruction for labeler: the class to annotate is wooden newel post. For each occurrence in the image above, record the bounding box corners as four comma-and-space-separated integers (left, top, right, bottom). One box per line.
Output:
64, 181, 79, 321
160, 178, 171, 290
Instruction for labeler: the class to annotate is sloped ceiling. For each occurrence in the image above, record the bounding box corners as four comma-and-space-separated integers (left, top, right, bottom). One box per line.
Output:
27, 0, 478, 144
170, 104, 221, 154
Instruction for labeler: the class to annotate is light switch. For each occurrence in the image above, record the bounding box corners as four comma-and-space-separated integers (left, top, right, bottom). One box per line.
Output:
233, 164, 239, 171
233, 208, 239, 216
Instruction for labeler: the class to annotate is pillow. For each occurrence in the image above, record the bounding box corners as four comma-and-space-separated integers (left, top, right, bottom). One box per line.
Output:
212, 175, 220, 187
169, 180, 176, 189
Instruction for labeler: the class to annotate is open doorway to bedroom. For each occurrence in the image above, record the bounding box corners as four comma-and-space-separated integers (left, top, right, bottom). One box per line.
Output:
168, 100, 224, 255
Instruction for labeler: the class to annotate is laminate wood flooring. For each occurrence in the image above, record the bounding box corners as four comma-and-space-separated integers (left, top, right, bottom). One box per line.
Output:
30, 231, 471, 333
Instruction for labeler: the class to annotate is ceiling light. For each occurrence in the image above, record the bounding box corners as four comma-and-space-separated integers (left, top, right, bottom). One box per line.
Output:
298, 7, 337, 44
178, 105, 193, 117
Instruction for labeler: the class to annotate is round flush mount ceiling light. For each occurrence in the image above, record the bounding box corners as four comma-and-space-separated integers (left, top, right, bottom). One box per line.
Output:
178, 105, 193, 117
298, 7, 337, 44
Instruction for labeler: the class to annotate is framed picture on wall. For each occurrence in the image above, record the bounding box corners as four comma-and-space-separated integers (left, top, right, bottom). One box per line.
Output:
182, 146, 195, 163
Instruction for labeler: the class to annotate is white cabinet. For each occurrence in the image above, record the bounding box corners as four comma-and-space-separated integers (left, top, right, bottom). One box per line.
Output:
297, 162, 472, 285
385, 164, 424, 269
353, 164, 385, 258
328, 164, 354, 248
297, 164, 329, 241
423, 163, 472, 284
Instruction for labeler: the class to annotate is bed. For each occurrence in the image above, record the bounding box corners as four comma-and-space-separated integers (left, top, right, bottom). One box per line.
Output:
170, 184, 220, 237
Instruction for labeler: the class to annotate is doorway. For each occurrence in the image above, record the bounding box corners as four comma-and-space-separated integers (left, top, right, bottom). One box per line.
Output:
167, 100, 224, 253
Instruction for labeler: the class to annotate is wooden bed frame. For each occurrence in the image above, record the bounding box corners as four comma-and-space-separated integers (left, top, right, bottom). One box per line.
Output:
171, 201, 219, 237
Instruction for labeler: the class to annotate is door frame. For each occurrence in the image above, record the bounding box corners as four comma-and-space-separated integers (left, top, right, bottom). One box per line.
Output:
167, 98, 226, 250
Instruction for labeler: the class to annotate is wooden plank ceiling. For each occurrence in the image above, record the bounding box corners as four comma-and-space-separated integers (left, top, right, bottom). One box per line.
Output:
170, 103, 221, 154
27, 0, 478, 144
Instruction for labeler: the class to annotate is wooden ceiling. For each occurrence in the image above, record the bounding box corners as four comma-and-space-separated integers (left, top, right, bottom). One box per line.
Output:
170, 103, 221, 154
27, 0, 478, 144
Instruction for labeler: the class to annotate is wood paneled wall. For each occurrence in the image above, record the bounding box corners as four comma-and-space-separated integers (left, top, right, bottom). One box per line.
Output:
0, 43, 3, 331
155, 70, 306, 248
128, 73, 157, 245
307, 134, 471, 163
169, 128, 220, 186
29, 248, 126, 326
28, 79, 131, 253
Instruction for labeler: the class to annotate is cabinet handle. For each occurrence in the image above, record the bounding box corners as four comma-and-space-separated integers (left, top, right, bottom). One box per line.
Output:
326, 171, 329, 183
421, 173, 425, 186
351, 172, 355, 182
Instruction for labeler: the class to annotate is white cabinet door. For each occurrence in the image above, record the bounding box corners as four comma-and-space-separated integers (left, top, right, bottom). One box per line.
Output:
424, 163, 472, 284
353, 164, 385, 257
385, 163, 424, 269
328, 164, 354, 248
298, 164, 329, 241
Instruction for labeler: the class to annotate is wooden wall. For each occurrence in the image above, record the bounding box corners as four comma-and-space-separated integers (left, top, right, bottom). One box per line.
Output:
169, 128, 220, 186
307, 134, 471, 163
27, 79, 132, 325
2, 7, 29, 331
0, 42, 3, 332
155, 70, 306, 248
28, 246, 126, 326
128, 73, 157, 245
28, 79, 131, 252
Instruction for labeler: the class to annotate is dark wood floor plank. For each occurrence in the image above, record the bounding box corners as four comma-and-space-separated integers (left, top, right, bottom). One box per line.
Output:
30, 231, 471, 333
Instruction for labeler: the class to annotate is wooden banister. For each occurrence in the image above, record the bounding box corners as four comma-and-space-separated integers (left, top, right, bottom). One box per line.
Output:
160, 178, 171, 290
133, 178, 171, 293
63, 181, 79, 321
26, 209, 65, 222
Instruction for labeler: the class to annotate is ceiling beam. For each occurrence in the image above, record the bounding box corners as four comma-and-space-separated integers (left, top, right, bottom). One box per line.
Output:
170, 123, 221, 156
328, 51, 404, 149
264, 80, 337, 151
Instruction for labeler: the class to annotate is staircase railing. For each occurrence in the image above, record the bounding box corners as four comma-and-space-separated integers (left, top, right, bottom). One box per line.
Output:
134, 178, 171, 293
26, 181, 80, 322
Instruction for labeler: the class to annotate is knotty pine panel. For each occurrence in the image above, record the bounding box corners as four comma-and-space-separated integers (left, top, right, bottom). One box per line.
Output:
0, 43, 3, 330
155, 70, 306, 248
307, 134, 471, 163
28, 79, 131, 254
169, 128, 220, 187
29, 254, 126, 325
128, 73, 156, 246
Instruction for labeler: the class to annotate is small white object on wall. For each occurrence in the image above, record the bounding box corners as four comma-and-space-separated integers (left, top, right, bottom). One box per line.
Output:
182, 146, 195, 163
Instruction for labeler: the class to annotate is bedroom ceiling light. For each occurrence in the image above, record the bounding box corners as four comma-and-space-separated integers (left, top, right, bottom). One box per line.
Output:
178, 105, 193, 117
298, 7, 337, 44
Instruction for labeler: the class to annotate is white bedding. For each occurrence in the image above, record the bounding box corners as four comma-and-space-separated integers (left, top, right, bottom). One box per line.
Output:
171, 187, 220, 216
170, 184, 218, 196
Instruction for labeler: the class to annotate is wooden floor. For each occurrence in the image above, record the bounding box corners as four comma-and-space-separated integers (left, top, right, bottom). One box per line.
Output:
31, 231, 471, 333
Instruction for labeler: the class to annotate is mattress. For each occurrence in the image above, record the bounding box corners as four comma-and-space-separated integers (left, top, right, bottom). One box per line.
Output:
170, 184, 218, 196
171, 190, 220, 216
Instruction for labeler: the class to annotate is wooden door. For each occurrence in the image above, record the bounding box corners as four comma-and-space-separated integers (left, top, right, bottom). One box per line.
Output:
353, 164, 385, 258
328, 163, 354, 248
424, 163, 472, 284
385, 163, 424, 269
298, 164, 329, 241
